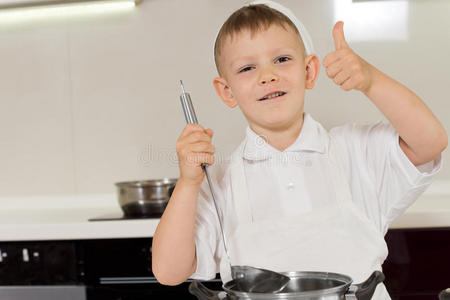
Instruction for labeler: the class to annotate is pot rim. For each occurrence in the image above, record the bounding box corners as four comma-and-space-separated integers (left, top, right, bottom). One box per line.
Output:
115, 178, 177, 187
223, 271, 352, 298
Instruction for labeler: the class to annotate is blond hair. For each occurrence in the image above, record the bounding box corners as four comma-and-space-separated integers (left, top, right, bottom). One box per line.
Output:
214, 4, 305, 75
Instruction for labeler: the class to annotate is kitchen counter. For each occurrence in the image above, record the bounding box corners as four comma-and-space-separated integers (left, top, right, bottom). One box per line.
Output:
389, 195, 450, 229
0, 182, 449, 241
0, 194, 160, 241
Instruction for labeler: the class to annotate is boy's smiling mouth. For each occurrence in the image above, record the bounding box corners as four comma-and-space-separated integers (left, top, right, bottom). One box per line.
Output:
258, 91, 286, 101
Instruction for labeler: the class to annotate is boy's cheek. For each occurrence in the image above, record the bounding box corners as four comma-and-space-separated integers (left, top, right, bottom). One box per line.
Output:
232, 72, 254, 84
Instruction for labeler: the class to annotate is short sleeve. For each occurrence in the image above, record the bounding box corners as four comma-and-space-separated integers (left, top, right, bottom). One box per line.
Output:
189, 162, 230, 280
382, 124, 442, 226
330, 121, 443, 234
189, 178, 220, 280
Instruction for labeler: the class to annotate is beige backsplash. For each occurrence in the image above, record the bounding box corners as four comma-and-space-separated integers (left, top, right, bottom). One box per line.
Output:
0, 0, 448, 196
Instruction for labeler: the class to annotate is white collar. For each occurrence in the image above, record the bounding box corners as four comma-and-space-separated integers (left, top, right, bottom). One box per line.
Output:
243, 113, 328, 161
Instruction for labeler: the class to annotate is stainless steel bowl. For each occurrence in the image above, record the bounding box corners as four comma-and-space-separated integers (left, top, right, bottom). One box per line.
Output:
115, 178, 177, 217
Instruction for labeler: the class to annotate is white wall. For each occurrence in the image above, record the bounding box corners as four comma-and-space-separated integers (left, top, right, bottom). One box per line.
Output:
1, 0, 449, 196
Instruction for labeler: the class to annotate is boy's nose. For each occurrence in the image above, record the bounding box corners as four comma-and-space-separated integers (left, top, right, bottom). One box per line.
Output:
260, 77, 278, 85
259, 68, 279, 85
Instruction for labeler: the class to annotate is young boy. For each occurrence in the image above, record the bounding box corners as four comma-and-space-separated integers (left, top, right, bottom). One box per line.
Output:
152, 1, 446, 299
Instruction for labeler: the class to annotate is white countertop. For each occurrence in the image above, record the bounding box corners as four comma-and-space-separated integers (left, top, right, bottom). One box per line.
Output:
0, 183, 449, 241
0, 194, 160, 241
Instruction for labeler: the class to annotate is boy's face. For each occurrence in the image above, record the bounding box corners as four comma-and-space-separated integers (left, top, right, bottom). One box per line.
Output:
214, 24, 319, 134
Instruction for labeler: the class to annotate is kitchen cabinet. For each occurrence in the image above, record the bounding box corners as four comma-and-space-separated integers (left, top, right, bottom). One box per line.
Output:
0, 238, 222, 300
0, 229, 448, 299
383, 227, 450, 299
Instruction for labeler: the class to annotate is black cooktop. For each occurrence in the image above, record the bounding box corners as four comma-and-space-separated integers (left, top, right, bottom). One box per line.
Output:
88, 212, 162, 221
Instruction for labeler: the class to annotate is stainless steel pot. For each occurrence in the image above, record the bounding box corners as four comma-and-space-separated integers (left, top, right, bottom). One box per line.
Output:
115, 178, 177, 217
440, 288, 450, 300
189, 270, 384, 300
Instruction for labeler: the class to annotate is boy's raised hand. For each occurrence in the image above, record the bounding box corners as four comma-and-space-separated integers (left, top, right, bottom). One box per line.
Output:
323, 21, 374, 93
176, 124, 215, 186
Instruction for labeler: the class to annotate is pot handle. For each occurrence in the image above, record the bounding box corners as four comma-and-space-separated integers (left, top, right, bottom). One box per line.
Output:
439, 288, 450, 300
348, 271, 384, 300
189, 280, 227, 300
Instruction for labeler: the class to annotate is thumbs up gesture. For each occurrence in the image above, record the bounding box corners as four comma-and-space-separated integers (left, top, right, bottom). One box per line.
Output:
323, 21, 373, 92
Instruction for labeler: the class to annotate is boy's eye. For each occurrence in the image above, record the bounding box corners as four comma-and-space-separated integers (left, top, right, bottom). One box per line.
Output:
238, 66, 254, 73
275, 56, 291, 63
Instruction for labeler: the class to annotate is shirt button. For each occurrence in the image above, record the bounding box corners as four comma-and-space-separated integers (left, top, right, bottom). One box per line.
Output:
287, 182, 295, 190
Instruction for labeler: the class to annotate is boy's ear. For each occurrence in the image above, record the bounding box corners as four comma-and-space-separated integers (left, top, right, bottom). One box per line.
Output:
213, 77, 238, 108
305, 54, 320, 89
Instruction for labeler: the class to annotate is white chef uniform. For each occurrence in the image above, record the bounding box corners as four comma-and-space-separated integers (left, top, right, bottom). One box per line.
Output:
190, 113, 442, 300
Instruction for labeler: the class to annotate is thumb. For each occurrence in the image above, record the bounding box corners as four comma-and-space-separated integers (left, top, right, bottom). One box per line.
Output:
205, 128, 214, 138
333, 21, 349, 50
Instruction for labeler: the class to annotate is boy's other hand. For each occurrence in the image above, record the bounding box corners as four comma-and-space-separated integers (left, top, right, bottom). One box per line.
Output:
176, 124, 215, 186
323, 21, 374, 93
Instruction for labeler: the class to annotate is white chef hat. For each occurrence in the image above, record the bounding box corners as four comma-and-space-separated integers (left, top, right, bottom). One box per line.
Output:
246, 0, 315, 55
214, 0, 315, 57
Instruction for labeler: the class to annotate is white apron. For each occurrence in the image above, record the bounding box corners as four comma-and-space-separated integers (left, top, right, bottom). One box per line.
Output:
218, 136, 391, 300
